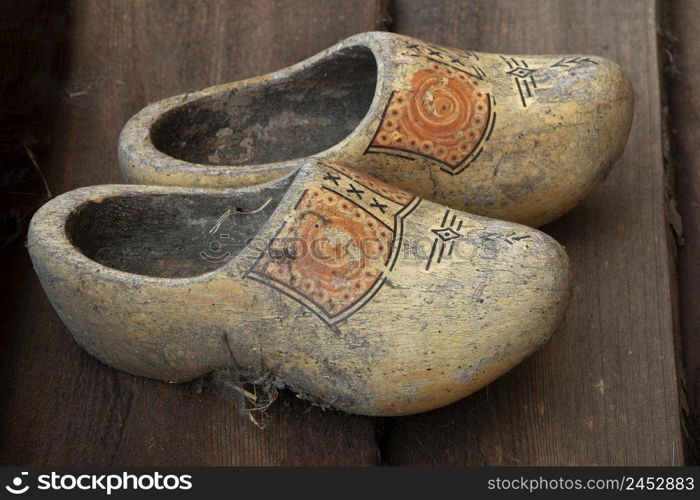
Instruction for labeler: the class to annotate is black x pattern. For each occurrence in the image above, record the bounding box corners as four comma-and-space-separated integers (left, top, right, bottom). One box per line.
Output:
346, 184, 365, 200
369, 198, 388, 214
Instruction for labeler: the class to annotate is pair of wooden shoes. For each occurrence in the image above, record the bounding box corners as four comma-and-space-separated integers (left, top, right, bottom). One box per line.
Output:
29, 32, 633, 416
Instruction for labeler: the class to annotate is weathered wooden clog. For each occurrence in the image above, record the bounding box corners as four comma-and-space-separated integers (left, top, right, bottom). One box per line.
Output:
119, 31, 633, 227
29, 160, 570, 416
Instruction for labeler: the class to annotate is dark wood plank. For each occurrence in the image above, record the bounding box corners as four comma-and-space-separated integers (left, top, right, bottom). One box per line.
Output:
0, 0, 385, 466
0, 0, 68, 247
384, 0, 684, 465
667, 0, 700, 464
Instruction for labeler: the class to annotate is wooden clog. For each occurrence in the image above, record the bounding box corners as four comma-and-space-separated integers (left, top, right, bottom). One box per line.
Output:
119, 31, 633, 227
29, 160, 570, 416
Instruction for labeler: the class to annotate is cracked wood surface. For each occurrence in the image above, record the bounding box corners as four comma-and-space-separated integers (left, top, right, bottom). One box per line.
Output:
667, 0, 700, 464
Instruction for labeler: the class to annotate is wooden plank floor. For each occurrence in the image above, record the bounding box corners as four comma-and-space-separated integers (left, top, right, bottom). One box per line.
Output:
667, 0, 700, 464
0, 0, 690, 465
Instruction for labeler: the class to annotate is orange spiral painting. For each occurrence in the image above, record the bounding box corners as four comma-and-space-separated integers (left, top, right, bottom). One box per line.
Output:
265, 189, 390, 312
247, 164, 422, 325
249, 187, 392, 319
369, 64, 491, 172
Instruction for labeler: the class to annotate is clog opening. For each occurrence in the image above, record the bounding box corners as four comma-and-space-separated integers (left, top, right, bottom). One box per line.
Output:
65, 177, 294, 278
150, 46, 377, 166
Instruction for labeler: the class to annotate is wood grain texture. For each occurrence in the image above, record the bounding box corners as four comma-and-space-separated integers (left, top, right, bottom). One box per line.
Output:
383, 0, 684, 465
0, 0, 385, 466
667, 0, 700, 464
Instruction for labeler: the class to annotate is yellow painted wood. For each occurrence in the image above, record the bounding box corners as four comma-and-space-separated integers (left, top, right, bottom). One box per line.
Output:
119, 32, 633, 227
28, 160, 571, 416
